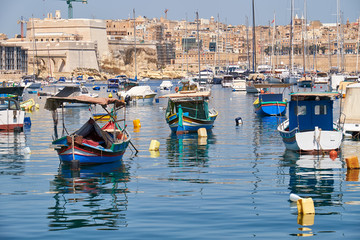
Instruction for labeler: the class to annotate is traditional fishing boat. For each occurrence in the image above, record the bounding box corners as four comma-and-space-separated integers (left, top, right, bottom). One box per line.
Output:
0, 97, 25, 132
253, 83, 291, 116
160, 90, 218, 133
277, 92, 343, 153
45, 96, 132, 164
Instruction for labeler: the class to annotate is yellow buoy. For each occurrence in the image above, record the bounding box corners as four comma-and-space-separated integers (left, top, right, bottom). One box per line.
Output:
108, 93, 113, 98
133, 119, 141, 128
149, 140, 160, 151
197, 128, 207, 138
345, 156, 359, 169
297, 198, 315, 215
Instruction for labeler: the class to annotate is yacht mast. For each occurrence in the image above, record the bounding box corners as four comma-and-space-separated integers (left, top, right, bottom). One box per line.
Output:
357, 17, 360, 74
289, 0, 294, 74
303, 0, 307, 74
196, 11, 201, 80
271, 12, 276, 72
252, 0, 256, 72
246, 16, 250, 70
133, 9, 137, 79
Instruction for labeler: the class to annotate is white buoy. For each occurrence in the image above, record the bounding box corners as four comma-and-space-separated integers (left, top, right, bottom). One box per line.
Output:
290, 193, 302, 202
22, 147, 31, 154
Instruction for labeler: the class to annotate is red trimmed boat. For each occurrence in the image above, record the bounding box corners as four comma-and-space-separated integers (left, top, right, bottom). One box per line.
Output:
45, 96, 132, 164
0, 97, 25, 132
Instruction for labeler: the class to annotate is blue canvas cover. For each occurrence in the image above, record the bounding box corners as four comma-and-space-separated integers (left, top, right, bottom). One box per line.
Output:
289, 99, 333, 131
260, 93, 283, 102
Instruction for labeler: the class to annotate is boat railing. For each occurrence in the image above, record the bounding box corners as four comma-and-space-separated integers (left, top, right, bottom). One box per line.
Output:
337, 112, 346, 132
277, 119, 288, 131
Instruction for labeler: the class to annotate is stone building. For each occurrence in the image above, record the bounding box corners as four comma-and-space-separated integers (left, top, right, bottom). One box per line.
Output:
3, 10, 109, 78
0, 42, 28, 77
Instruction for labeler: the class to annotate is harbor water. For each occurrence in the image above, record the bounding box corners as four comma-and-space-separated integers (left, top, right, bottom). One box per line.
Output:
0, 81, 359, 239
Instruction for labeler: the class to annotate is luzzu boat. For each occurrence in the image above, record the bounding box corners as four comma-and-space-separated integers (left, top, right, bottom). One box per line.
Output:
277, 92, 343, 153
160, 91, 218, 133
252, 84, 291, 116
253, 93, 287, 116
45, 96, 132, 164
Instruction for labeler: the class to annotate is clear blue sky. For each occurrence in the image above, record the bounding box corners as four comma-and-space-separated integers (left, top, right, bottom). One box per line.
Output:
1, 0, 359, 38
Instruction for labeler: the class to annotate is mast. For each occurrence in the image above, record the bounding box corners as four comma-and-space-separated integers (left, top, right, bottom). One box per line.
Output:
289, 0, 294, 74
271, 12, 276, 72
185, 13, 189, 74
357, 17, 360, 74
31, 15, 38, 78
336, 0, 340, 71
303, 0, 307, 74
252, 0, 256, 72
196, 11, 201, 80
328, 32, 332, 70
133, 9, 137, 80
246, 16, 250, 70
215, 14, 219, 68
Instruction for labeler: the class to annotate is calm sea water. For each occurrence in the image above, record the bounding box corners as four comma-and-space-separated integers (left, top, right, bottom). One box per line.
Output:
0, 81, 359, 239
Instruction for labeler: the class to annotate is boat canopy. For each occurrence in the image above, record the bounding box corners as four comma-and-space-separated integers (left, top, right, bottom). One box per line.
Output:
45, 96, 125, 111
55, 86, 81, 97
254, 83, 293, 88
159, 91, 211, 99
259, 93, 283, 102
340, 83, 360, 124
289, 92, 339, 101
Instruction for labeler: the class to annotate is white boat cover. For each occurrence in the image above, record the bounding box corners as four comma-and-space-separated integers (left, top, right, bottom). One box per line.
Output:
120, 86, 155, 97
341, 83, 360, 124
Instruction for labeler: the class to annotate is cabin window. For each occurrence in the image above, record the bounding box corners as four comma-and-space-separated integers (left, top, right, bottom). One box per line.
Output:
295, 105, 306, 116
315, 105, 327, 115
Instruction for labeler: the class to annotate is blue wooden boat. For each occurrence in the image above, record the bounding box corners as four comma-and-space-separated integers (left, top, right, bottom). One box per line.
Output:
277, 92, 343, 153
253, 93, 287, 116
253, 83, 291, 116
45, 96, 132, 164
160, 91, 218, 133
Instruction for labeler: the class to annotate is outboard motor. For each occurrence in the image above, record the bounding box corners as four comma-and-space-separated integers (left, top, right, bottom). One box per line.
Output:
125, 95, 131, 105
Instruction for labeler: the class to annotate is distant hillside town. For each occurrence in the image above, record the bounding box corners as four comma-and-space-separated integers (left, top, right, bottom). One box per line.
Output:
0, 10, 359, 80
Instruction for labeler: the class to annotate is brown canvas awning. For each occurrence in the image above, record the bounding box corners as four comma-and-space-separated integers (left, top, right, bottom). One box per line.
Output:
159, 91, 211, 99
44, 96, 125, 111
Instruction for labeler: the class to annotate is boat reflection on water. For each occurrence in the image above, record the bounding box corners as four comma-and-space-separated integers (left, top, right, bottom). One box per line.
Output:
164, 132, 216, 183
48, 161, 130, 231
0, 131, 30, 176
282, 150, 343, 208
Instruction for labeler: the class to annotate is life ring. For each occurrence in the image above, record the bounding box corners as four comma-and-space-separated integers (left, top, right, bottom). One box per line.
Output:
174, 86, 179, 92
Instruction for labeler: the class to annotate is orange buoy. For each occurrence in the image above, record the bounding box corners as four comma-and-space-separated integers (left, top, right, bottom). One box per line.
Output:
174, 86, 179, 92
329, 150, 338, 160
260, 89, 265, 94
